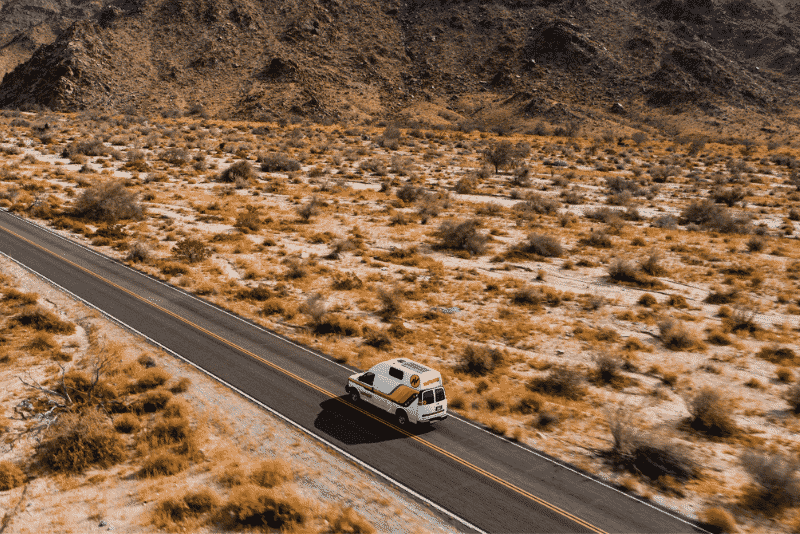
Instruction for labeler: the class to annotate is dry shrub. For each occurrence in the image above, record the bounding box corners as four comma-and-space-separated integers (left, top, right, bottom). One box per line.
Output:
706, 328, 733, 346
218, 484, 308, 530
685, 387, 738, 438
776, 367, 794, 384
658, 318, 705, 351
363, 328, 392, 350
756, 345, 797, 364
217, 461, 248, 488
173, 238, 211, 263
527, 366, 585, 400
11, 306, 75, 333
140, 415, 193, 449
523, 233, 564, 258
0, 461, 25, 491
152, 487, 221, 529
573, 325, 619, 343
581, 230, 613, 248
511, 285, 563, 308
129, 367, 171, 393
1, 289, 38, 305
126, 241, 150, 262
435, 219, 488, 256
637, 294, 658, 307
250, 459, 293, 488
26, 332, 56, 351
130, 389, 173, 414
35, 410, 125, 473
71, 180, 143, 222
218, 161, 256, 184
113, 413, 141, 434
705, 287, 739, 305
234, 206, 262, 233
785, 383, 800, 413
326, 506, 376, 534
169, 377, 191, 394
722, 307, 759, 335
236, 285, 273, 301
697, 506, 737, 534
139, 451, 189, 478
666, 294, 688, 308
607, 259, 665, 289
740, 450, 800, 516
258, 153, 300, 172
377, 287, 404, 321
160, 261, 189, 276
331, 272, 363, 290
591, 354, 629, 388
511, 393, 543, 415
457, 344, 505, 376
261, 298, 288, 316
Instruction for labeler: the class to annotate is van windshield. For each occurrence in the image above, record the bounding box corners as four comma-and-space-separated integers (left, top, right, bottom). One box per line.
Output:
421, 390, 434, 405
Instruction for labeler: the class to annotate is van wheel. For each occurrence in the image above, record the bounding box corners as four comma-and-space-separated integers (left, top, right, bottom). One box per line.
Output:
349, 389, 360, 404
396, 410, 408, 426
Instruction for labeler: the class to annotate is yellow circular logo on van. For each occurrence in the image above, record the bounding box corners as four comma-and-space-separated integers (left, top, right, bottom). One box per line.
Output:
409, 374, 420, 388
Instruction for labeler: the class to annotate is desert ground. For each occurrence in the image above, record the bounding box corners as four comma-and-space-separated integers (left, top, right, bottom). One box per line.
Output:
1, 108, 800, 533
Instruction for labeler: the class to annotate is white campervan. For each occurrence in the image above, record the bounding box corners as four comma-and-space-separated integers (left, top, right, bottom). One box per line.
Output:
346, 358, 448, 426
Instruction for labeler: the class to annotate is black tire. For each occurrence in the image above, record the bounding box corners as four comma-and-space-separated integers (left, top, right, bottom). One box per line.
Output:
349, 389, 360, 404
396, 410, 408, 426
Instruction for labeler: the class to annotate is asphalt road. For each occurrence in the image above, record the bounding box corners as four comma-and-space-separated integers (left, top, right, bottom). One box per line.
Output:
0, 209, 706, 534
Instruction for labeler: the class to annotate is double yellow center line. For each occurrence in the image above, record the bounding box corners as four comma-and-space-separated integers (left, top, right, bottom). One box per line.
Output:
0, 222, 606, 534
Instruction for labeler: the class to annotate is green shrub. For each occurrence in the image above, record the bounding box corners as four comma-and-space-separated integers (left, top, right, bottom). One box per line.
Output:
527, 366, 585, 400
0, 461, 25, 490
35, 410, 125, 473
250, 459, 293, 488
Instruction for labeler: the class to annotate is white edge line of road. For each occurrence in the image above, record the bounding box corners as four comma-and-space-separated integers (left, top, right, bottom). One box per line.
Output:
0, 247, 486, 534
0, 209, 708, 533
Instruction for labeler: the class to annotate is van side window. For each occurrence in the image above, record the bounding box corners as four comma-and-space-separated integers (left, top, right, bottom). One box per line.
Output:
359, 372, 375, 386
421, 390, 434, 405
388, 367, 404, 380
435, 388, 446, 402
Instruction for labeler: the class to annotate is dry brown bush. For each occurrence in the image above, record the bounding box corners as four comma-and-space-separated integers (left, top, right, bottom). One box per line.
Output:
250, 459, 293, 488
130, 389, 173, 414
11, 306, 75, 334
756, 345, 797, 364
456, 344, 505, 376
607, 259, 665, 289
218, 484, 309, 531
435, 219, 488, 256
685, 387, 738, 438
218, 160, 256, 184
658, 318, 705, 351
1, 288, 38, 305
785, 383, 800, 413
0, 461, 25, 491
697, 506, 737, 534
326, 506, 376, 534
139, 451, 189, 478
523, 233, 564, 258
258, 153, 301, 172
172, 238, 210, 263
527, 366, 585, 400
740, 450, 800, 516
35, 410, 125, 474
113, 413, 141, 434
128, 367, 171, 393
377, 287, 404, 321
71, 180, 143, 222
140, 415, 193, 450
637, 294, 658, 307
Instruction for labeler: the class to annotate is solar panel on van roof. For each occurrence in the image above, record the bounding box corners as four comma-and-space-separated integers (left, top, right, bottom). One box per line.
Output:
397, 359, 431, 373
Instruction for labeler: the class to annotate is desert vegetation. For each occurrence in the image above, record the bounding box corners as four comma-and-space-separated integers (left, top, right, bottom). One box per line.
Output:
1, 109, 800, 532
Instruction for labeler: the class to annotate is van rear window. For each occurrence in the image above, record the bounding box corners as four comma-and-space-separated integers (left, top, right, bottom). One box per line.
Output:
389, 367, 404, 380
435, 388, 445, 402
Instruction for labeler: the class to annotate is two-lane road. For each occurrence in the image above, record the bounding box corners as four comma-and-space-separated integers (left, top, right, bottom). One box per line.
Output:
0, 209, 704, 533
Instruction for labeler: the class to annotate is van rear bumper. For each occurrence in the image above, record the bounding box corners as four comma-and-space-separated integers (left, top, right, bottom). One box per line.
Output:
420, 413, 448, 423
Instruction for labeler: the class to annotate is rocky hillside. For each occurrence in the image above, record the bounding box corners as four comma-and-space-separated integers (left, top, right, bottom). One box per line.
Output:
0, 0, 105, 78
0, 0, 799, 127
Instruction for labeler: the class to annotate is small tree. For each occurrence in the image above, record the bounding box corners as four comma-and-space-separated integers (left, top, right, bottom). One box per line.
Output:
482, 141, 529, 173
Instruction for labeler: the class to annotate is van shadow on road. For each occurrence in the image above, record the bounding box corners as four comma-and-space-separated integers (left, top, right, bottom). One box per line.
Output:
314, 396, 437, 445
